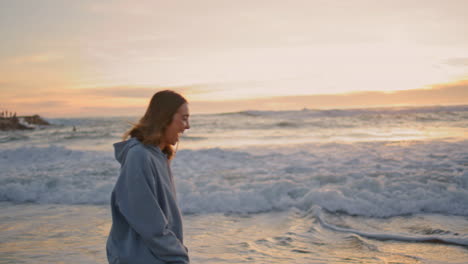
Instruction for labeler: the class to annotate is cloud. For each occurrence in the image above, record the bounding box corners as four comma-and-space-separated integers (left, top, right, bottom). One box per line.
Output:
86, 1, 154, 15
74, 84, 218, 99
16, 100, 69, 108
80, 87, 156, 98
7, 53, 63, 65
444, 58, 468, 67
79, 105, 144, 115
1, 84, 215, 110
4, 80, 467, 117
1, 100, 69, 116
0, 81, 10, 89
189, 80, 468, 113
430, 79, 468, 90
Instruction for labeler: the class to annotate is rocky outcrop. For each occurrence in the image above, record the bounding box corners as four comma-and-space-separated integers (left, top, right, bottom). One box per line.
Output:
22, 115, 50, 126
0, 114, 50, 131
0, 117, 31, 130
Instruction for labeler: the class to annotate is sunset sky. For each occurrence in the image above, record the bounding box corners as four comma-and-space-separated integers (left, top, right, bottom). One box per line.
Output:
1, 0, 467, 117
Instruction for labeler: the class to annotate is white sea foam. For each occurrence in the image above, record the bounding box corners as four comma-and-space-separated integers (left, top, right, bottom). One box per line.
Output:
312, 206, 468, 246
2, 140, 466, 218
0, 146, 118, 204
173, 140, 468, 217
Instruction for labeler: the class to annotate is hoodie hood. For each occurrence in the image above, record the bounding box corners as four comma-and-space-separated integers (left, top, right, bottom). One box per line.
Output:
113, 138, 141, 165
114, 137, 166, 165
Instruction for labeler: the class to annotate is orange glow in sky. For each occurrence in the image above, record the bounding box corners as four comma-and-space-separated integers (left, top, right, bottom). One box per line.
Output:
1, 0, 467, 116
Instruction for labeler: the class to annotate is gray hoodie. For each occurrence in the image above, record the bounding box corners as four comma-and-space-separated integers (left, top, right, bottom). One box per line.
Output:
106, 138, 189, 264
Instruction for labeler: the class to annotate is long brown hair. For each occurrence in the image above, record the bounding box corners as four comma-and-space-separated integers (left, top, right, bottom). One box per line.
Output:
123, 90, 187, 159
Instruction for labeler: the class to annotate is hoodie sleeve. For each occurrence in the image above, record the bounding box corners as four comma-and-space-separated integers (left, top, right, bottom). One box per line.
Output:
115, 148, 189, 263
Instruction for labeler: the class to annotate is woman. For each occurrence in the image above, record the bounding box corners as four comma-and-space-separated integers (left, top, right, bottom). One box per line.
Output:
106, 90, 190, 264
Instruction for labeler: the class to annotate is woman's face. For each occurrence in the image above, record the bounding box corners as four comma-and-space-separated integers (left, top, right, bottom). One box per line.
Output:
162, 103, 190, 146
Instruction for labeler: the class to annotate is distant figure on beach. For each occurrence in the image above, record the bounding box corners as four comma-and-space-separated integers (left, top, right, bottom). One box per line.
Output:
72, 126, 76, 132
106, 90, 191, 264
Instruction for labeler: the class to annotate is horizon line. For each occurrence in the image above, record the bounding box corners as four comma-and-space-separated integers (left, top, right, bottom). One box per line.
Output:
33, 103, 468, 119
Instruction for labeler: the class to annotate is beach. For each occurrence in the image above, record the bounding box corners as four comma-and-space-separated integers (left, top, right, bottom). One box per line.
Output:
1, 105, 467, 263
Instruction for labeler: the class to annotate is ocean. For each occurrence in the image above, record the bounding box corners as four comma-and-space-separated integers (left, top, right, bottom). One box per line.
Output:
1, 105, 467, 263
